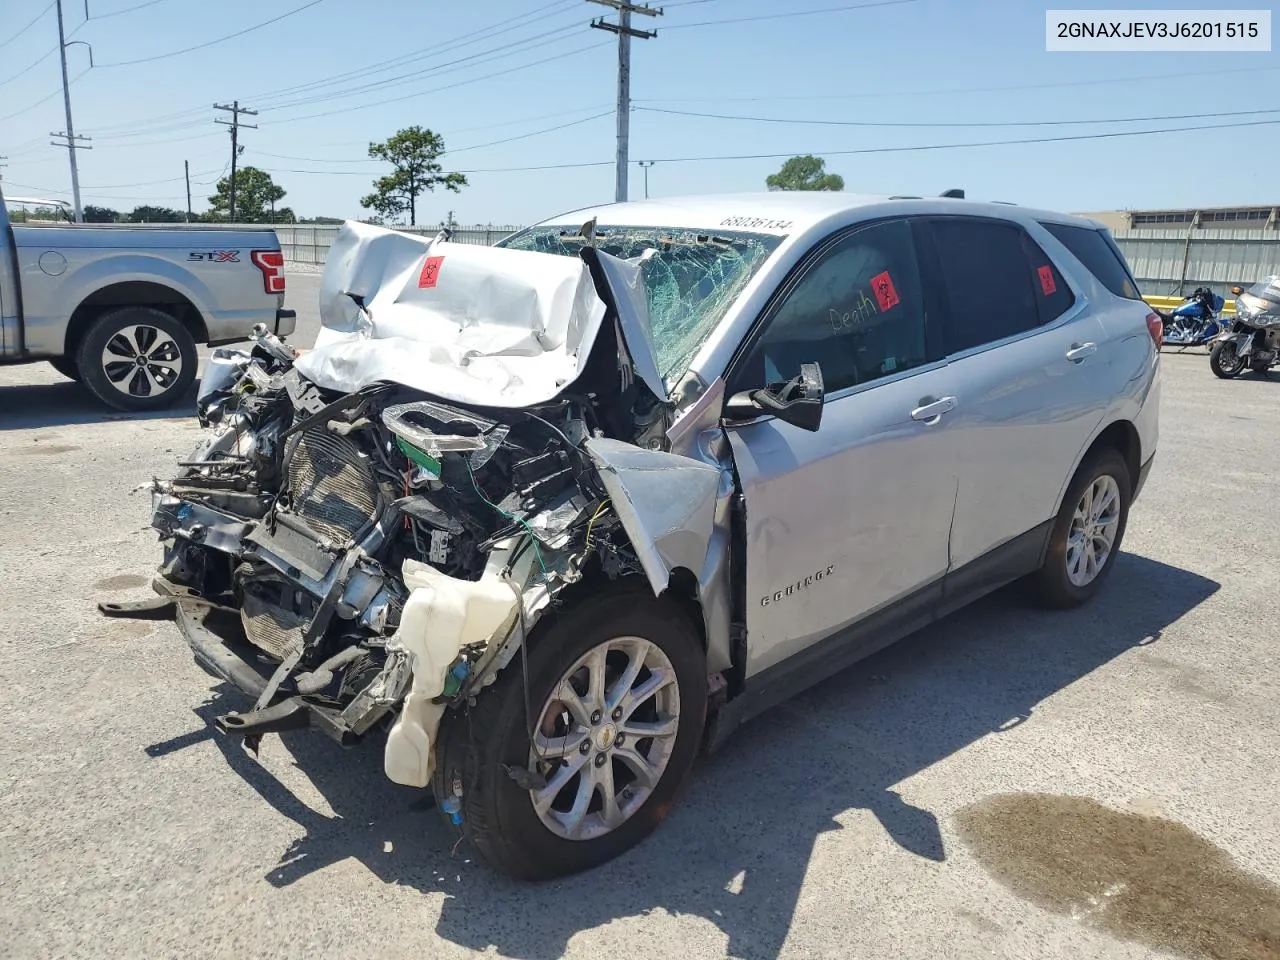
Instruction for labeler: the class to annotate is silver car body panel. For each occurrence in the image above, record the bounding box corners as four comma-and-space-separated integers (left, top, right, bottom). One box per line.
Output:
523, 193, 1157, 684
0, 188, 286, 360
584, 436, 722, 596
725, 363, 959, 678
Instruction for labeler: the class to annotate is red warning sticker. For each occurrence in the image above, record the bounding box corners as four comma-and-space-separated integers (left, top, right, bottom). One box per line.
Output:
870, 270, 900, 312
418, 255, 444, 289
1038, 264, 1056, 296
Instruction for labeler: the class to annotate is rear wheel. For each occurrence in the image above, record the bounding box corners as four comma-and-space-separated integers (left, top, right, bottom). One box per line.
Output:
433, 585, 707, 880
48, 357, 80, 382
75, 306, 198, 411
1033, 448, 1131, 609
1209, 339, 1246, 379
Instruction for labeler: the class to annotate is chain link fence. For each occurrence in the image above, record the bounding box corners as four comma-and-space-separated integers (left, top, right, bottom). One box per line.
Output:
274, 223, 523, 265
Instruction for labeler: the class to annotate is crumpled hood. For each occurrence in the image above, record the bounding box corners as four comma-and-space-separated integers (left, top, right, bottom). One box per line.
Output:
295, 220, 664, 408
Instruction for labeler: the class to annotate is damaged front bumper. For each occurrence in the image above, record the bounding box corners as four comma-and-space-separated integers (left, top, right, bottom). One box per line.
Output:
103, 578, 365, 747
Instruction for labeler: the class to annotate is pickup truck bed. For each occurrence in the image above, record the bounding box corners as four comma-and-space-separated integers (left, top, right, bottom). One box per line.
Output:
1, 189, 295, 411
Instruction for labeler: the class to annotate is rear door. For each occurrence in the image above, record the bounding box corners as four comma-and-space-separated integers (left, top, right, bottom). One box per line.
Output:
723, 218, 959, 678
916, 216, 1110, 572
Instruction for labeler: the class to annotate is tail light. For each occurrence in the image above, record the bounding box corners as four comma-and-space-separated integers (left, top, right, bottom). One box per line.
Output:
1145, 311, 1163, 346
251, 249, 286, 295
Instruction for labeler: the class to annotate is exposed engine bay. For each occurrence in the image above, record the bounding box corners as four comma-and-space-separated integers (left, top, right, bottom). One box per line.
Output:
121, 224, 728, 790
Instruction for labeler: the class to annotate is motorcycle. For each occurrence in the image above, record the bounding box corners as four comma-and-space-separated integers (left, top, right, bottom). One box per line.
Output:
1161, 286, 1226, 347
1209, 277, 1280, 378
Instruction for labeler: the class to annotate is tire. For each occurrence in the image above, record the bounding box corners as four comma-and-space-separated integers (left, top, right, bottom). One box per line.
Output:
1032, 448, 1131, 609
75, 306, 198, 411
48, 357, 80, 382
433, 584, 708, 880
1209, 339, 1246, 379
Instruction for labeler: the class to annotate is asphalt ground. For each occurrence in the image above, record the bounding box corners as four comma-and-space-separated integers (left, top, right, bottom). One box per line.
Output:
1, 275, 1277, 959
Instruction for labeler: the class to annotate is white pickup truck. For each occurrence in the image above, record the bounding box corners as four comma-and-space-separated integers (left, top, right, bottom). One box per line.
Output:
0, 188, 296, 410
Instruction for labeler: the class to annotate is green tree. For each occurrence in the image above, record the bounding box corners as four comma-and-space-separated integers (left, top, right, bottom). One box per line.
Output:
127, 205, 184, 223
207, 167, 287, 222
83, 205, 121, 223
361, 126, 466, 226
765, 155, 844, 192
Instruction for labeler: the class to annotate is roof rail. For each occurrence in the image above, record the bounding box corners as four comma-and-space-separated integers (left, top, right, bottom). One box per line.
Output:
939, 188, 965, 199
888, 195, 921, 200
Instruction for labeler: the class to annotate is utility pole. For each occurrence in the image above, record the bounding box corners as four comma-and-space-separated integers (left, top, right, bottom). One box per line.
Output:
589, 1, 660, 203
638, 160, 655, 199
184, 160, 192, 222
53, 0, 92, 223
213, 101, 257, 221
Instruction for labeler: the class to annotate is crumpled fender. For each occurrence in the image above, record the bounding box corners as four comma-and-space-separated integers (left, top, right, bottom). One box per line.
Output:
584, 437, 722, 596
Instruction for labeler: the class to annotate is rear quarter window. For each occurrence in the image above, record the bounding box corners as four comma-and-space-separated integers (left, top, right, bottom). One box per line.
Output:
1040, 222, 1144, 301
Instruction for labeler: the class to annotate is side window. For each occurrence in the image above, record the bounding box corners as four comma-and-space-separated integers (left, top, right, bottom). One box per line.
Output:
1020, 231, 1076, 324
732, 219, 929, 395
1040, 221, 1144, 300
927, 219, 1046, 354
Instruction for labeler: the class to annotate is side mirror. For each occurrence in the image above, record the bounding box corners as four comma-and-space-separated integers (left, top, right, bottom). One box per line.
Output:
1231, 286, 1244, 296
724, 362, 824, 432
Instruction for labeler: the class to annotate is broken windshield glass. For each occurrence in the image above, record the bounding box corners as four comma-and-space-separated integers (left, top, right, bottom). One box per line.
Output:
499, 225, 784, 385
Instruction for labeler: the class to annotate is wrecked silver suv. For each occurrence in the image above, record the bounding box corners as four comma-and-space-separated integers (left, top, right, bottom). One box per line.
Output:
110, 195, 1158, 879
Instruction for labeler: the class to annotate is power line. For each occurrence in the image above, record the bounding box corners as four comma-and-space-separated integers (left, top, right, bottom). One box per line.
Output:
0, 0, 54, 52
0, 64, 88, 123
0, 44, 59, 89
637, 105, 1280, 129
259, 116, 1280, 177
259, 23, 583, 112
247, 0, 580, 105
96, 0, 324, 67
637, 65, 1280, 106
266, 39, 611, 126
663, 0, 917, 30
85, 8, 592, 139
89, 0, 175, 19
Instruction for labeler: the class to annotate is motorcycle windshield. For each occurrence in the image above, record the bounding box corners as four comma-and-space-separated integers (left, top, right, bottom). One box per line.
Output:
1238, 276, 1280, 323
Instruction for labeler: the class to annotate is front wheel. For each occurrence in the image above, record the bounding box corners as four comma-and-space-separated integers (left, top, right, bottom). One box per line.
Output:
433, 585, 708, 880
75, 306, 198, 411
1032, 448, 1131, 609
1209, 339, 1247, 379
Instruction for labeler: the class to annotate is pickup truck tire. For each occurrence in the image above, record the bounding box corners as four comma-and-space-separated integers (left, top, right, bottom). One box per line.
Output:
76, 307, 198, 411
433, 585, 707, 880
48, 357, 80, 382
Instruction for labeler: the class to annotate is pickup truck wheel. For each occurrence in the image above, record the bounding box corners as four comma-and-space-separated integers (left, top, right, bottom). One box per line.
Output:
1032, 448, 1131, 609
433, 586, 707, 880
76, 307, 197, 411
48, 357, 80, 382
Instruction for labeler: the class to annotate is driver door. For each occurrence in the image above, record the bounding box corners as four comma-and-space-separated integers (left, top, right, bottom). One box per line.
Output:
723, 218, 959, 679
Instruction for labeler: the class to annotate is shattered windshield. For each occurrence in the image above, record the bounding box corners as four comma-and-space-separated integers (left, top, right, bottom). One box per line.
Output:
499, 225, 784, 384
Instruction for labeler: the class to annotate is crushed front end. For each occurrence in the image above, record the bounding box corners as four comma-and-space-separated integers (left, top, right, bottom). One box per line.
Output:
113, 225, 723, 792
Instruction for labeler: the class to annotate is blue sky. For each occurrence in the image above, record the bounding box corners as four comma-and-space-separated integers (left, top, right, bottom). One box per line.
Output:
2, 0, 1278, 224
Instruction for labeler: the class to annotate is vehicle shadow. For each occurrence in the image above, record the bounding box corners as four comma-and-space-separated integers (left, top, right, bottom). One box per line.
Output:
146, 551, 1218, 960
0, 379, 198, 429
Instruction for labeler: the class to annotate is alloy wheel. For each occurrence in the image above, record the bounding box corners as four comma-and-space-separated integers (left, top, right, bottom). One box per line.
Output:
529, 636, 680, 841
101, 324, 185, 399
1065, 474, 1121, 587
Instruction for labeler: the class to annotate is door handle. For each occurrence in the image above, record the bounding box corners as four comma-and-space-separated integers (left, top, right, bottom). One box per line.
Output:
911, 396, 957, 422
1066, 341, 1098, 363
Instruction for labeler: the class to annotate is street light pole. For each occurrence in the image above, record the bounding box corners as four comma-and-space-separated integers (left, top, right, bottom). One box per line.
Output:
638, 160, 655, 199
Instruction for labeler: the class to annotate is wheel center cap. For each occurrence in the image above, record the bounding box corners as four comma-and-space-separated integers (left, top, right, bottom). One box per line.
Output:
135, 356, 147, 366
595, 723, 617, 751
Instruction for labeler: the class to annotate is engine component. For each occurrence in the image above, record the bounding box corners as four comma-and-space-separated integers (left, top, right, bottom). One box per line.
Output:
286, 426, 381, 545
